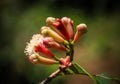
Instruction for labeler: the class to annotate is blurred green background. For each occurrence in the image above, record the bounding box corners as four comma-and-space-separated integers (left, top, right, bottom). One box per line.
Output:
0, 0, 120, 84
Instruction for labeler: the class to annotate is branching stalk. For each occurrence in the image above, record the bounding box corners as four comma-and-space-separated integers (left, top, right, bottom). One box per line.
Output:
39, 66, 68, 84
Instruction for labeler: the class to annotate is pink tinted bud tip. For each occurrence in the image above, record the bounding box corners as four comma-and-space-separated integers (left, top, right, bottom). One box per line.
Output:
60, 56, 71, 67
43, 37, 54, 47
29, 54, 38, 64
40, 26, 49, 33
77, 23, 87, 34
61, 17, 74, 39
73, 23, 87, 43
46, 17, 56, 24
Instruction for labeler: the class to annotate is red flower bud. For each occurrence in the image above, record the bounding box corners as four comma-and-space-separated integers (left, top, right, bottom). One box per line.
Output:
43, 37, 54, 47
46, 17, 66, 39
29, 54, 40, 64
34, 44, 54, 58
60, 56, 71, 67
46, 17, 74, 40
43, 37, 67, 52
74, 23, 87, 43
61, 17, 74, 39
76, 23, 87, 34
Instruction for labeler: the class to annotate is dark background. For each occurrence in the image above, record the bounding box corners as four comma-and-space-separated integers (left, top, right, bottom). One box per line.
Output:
0, 0, 120, 84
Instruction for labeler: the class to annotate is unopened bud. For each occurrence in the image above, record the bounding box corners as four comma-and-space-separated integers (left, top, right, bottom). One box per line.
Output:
29, 54, 58, 65
41, 26, 65, 43
60, 56, 71, 67
34, 44, 54, 58
46, 17, 56, 25
43, 37, 67, 52
46, 17, 72, 40
77, 23, 87, 34
43, 37, 54, 47
29, 54, 40, 64
73, 23, 87, 42
61, 17, 74, 39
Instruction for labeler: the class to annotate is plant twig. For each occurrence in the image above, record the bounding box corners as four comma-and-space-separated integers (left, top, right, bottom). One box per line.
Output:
39, 66, 67, 84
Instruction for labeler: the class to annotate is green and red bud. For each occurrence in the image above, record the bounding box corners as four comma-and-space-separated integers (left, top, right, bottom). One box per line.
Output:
43, 37, 67, 52
29, 54, 58, 64
46, 17, 74, 40
46, 17, 66, 39
73, 23, 87, 43
61, 17, 74, 39
41, 26, 65, 43
43, 37, 54, 48
46, 17, 56, 25
34, 44, 54, 58
29, 54, 40, 64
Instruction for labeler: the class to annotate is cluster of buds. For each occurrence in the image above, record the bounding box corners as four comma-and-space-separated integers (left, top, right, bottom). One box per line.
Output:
24, 17, 87, 67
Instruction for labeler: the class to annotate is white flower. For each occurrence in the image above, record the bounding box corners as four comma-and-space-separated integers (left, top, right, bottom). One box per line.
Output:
24, 34, 44, 56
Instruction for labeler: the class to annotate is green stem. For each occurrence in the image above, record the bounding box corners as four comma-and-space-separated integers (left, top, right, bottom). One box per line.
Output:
66, 40, 74, 61
54, 56, 60, 61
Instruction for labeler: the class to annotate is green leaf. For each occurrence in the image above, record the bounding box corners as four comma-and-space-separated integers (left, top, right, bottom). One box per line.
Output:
69, 63, 86, 74
64, 63, 120, 84
94, 76, 113, 84
97, 73, 112, 79
96, 73, 120, 83
69, 63, 95, 80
